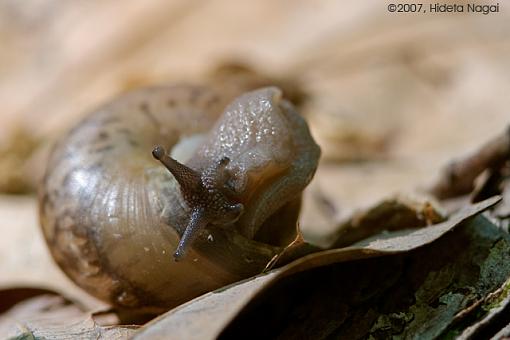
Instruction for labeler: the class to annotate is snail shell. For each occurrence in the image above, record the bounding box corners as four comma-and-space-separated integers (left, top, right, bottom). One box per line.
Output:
39, 85, 320, 311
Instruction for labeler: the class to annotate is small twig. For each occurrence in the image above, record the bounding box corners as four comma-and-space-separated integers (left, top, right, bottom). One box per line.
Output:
429, 126, 510, 199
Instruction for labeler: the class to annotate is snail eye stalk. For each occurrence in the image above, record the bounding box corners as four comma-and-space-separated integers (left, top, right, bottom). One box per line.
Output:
152, 145, 202, 194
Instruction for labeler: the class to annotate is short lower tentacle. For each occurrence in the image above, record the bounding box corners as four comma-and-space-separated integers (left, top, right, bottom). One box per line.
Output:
174, 207, 207, 261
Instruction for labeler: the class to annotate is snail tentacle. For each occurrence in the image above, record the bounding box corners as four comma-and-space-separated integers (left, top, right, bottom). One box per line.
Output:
174, 207, 207, 261
152, 145, 201, 194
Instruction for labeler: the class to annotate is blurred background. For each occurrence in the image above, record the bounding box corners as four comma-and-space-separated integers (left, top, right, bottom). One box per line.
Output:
0, 0, 509, 307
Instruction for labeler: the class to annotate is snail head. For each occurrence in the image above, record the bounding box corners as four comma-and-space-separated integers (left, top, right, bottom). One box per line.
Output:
152, 145, 244, 261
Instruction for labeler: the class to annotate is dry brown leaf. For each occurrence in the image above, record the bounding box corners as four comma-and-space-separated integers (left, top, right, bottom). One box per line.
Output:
134, 272, 278, 340
283, 196, 499, 275
220, 208, 510, 339
0, 288, 65, 314
134, 196, 499, 340
331, 194, 445, 249
266, 193, 446, 269
0, 289, 139, 339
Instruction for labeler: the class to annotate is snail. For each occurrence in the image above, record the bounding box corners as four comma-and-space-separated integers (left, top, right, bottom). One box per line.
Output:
38, 85, 320, 311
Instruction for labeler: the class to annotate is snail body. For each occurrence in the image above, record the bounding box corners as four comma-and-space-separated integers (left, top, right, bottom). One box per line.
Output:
39, 85, 320, 311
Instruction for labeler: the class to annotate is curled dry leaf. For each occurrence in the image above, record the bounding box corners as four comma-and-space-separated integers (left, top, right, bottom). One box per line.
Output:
221, 206, 510, 339
301, 188, 445, 249
263, 191, 446, 271
0, 287, 65, 314
331, 194, 445, 249
0, 288, 139, 339
257, 196, 499, 284
134, 197, 500, 340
